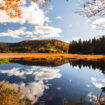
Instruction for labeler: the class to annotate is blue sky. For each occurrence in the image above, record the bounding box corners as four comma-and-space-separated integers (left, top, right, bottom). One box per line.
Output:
0, 0, 105, 42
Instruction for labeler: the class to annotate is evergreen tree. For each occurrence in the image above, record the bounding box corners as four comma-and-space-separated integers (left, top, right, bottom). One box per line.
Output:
69, 36, 105, 54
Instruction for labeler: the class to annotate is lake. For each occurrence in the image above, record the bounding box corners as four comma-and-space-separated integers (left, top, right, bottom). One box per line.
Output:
0, 60, 105, 105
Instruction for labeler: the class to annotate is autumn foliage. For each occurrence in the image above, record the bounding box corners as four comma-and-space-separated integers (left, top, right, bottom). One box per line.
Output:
0, 0, 21, 18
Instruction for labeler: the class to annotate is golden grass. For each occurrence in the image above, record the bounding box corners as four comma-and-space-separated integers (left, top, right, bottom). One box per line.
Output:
0, 81, 20, 105
0, 53, 105, 61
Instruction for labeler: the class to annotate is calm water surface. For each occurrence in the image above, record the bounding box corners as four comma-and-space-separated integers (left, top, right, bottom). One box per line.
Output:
0, 61, 105, 105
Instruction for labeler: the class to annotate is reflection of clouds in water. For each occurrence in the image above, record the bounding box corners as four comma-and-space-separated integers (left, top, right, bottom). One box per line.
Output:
86, 84, 91, 88
87, 92, 98, 104
69, 80, 72, 83
91, 77, 105, 88
87, 77, 105, 104
74, 66, 80, 70
0, 66, 62, 104
14, 81, 47, 104
57, 87, 62, 91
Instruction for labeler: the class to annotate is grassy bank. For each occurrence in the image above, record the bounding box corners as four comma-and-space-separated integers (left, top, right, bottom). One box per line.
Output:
0, 53, 105, 61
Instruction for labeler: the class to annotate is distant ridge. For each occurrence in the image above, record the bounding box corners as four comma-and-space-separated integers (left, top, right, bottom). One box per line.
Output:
0, 39, 69, 53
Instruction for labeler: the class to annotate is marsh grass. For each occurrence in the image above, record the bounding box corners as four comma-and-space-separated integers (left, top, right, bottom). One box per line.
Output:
0, 81, 31, 105
0, 58, 10, 64
0, 53, 105, 61
0, 81, 20, 105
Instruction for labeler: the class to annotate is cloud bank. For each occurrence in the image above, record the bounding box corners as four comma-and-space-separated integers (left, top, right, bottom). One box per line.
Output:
0, 2, 62, 39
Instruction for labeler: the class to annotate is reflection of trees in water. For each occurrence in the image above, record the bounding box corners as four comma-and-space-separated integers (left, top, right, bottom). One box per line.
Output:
11, 58, 69, 67
69, 60, 105, 74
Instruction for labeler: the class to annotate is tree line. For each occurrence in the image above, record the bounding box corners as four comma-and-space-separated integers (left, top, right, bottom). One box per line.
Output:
68, 36, 105, 54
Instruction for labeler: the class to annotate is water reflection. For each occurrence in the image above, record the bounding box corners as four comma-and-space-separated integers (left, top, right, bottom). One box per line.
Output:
69, 60, 105, 89
91, 77, 105, 88
11, 58, 69, 67
0, 64, 62, 104
12, 58, 105, 73
87, 87, 105, 105
98, 87, 105, 105
69, 60, 105, 74
69, 60, 105, 105
0, 60, 105, 105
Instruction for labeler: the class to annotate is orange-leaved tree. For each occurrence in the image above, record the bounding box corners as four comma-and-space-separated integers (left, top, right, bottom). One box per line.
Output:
0, 0, 48, 18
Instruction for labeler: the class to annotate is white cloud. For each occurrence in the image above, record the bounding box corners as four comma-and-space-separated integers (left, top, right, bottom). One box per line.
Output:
91, 24, 98, 29
0, 27, 27, 38
88, 17, 105, 30
34, 26, 62, 35
92, 18, 105, 24
90, 18, 105, 29
0, 11, 23, 24
33, 26, 62, 38
0, 2, 49, 25
56, 16, 62, 19
21, 3, 49, 25
0, 25, 62, 39
72, 37, 80, 41
69, 24, 73, 28
45, 5, 54, 13
0, 2, 62, 39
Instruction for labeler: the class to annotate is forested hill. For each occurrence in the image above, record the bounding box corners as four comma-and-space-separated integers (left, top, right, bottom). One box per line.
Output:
69, 36, 105, 54
0, 39, 69, 53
